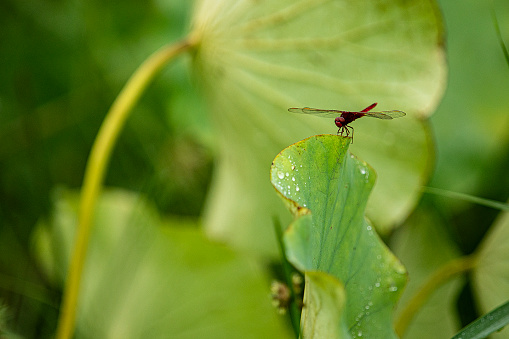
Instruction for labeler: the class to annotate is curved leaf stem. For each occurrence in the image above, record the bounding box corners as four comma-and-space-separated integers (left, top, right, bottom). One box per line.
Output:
424, 187, 509, 211
55, 40, 193, 339
394, 254, 478, 337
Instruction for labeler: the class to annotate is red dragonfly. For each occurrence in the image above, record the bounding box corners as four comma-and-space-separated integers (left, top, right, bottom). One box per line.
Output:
288, 103, 406, 141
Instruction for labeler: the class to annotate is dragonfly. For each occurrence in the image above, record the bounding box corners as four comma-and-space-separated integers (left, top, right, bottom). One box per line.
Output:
288, 103, 406, 141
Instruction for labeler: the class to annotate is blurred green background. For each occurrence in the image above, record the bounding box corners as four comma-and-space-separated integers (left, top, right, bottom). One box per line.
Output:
0, 0, 508, 337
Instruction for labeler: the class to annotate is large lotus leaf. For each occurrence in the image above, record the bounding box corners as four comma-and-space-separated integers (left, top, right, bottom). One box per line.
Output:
32, 188, 291, 338
391, 209, 463, 339
190, 0, 445, 256
270, 135, 407, 338
471, 204, 509, 339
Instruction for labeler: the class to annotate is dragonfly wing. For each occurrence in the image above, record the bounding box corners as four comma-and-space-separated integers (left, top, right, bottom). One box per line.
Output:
363, 110, 406, 120
288, 107, 343, 118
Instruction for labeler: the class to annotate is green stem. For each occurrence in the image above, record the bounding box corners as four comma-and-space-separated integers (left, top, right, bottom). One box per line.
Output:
55, 40, 192, 339
394, 255, 478, 337
424, 187, 509, 211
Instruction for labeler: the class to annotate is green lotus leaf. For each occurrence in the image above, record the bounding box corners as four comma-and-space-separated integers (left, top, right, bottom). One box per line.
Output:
472, 205, 509, 339
33, 188, 291, 338
391, 209, 463, 338
190, 0, 445, 255
270, 135, 406, 338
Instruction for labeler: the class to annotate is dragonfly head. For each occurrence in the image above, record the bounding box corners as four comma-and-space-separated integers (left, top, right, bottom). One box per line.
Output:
334, 116, 345, 128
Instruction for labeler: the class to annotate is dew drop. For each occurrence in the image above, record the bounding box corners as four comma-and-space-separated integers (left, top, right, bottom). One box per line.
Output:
285, 172, 289, 177
296, 186, 300, 192
277, 171, 285, 179
360, 167, 366, 175
291, 165, 296, 170
292, 177, 296, 182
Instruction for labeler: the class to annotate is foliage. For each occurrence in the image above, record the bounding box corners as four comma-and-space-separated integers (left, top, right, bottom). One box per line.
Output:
33, 189, 290, 338
271, 135, 406, 338
450, 300, 509, 339
1, 0, 509, 338
191, 0, 444, 255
